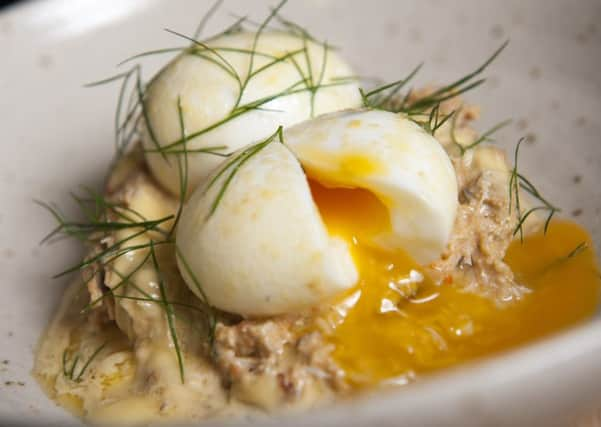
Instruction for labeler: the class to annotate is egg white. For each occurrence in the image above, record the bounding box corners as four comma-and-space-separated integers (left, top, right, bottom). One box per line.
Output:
284, 109, 458, 264
176, 140, 358, 317
142, 31, 361, 195
176, 109, 458, 316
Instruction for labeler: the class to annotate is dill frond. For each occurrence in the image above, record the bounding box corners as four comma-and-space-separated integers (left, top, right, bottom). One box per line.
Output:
202, 126, 284, 219
164, 29, 242, 88
566, 242, 589, 259
193, 0, 224, 40
175, 246, 217, 350
62, 341, 107, 383
402, 41, 508, 114
170, 96, 189, 238
81, 257, 146, 313
360, 63, 422, 109
410, 103, 456, 137
143, 146, 229, 156
360, 41, 508, 137
36, 200, 171, 246
38, 191, 175, 279
204, 15, 247, 42
273, 10, 328, 47
449, 113, 511, 155
150, 242, 185, 383
118, 47, 187, 67
508, 138, 560, 242
240, 0, 289, 108
46, 0, 353, 381
87, 0, 355, 176
535, 242, 589, 278
154, 78, 347, 155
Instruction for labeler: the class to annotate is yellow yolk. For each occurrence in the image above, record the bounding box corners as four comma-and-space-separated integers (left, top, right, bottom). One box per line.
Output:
309, 179, 601, 387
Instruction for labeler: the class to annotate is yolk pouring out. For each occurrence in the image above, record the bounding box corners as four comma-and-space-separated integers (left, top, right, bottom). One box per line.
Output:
308, 179, 601, 387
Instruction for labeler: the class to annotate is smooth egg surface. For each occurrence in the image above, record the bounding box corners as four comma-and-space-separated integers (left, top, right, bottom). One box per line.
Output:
176, 141, 358, 317
284, 109, 458, 264
142, 31, 361, 195
176, 109, 460, 316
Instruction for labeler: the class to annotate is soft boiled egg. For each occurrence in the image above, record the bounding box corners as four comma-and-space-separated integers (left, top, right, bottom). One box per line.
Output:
141, 31, 361, 196
176, 139, 358, 316
176, 109, 458, 316
284, 109, 458, 264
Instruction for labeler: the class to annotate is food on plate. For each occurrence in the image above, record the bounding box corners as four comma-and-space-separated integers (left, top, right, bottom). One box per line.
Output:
177, 109, 458, 316
33, 2, 601, 425
142, 30, 361, 195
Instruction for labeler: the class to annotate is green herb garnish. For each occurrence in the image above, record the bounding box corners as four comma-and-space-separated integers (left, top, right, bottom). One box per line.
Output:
509, 138, 561, 241
62, 341, 107, 383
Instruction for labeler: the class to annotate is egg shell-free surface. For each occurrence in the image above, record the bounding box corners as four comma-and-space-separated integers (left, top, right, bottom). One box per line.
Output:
142, 31, 361, 195
2, 0, 601, 425
176, 141, 357, 316
284, 109, 458, 264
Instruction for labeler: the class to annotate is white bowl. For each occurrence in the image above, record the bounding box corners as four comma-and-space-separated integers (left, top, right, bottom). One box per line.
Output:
1, 0, 600, 425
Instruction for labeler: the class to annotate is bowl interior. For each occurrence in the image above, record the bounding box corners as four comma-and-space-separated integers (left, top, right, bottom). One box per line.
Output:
0, 0, 600, 425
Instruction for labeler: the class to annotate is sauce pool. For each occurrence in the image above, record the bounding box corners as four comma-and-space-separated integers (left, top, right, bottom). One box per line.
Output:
309, 180, 601, 387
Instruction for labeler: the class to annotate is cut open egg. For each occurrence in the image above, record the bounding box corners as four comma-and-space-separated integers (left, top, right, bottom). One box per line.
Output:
176, 109, 458, 316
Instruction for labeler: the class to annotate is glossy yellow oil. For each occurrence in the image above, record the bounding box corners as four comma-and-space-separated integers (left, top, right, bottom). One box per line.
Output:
309, 179, 601, 387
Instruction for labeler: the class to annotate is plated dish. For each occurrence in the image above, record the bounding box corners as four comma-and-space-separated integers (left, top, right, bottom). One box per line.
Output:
30, 1, 601, 425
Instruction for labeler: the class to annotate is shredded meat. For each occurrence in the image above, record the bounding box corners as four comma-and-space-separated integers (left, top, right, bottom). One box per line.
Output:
71, 92, 532, 416
429, 147, 528, 302
391, 88, 530, 302
214, 318, 345, 409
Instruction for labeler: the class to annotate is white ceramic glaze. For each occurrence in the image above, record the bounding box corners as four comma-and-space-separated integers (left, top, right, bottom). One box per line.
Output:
0, 0, 600, 426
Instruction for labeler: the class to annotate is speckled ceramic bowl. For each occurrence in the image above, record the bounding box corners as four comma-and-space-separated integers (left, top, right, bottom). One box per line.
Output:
1, 0, 600, 426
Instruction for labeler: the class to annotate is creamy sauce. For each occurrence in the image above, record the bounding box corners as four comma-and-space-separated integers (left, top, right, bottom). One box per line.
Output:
309, 179, 601, 387
35, 150, 600, 425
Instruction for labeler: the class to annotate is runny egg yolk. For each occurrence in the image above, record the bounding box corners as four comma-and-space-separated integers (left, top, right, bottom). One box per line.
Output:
308, 178, 601, 387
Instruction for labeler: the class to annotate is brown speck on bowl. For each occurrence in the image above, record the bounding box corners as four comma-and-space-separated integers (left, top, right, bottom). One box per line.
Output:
433, 52, 448, 65
525, 132, 537, 144
2, 248, 15, 259
490, 24, 504, 39
516, 118, 528, 131
0, 20, 12, 35
488, 75, 500, 89
572, 209, 583, 217
385, 21, 400, 37
408, 28, 422, 43
573, 175, 583, 184
3, 171, 15, 184
511, 10, 524, 26
455, 12, 468, 25
529, 66, 542, 80
576, 23, 598, 44
38, 54, 53, 69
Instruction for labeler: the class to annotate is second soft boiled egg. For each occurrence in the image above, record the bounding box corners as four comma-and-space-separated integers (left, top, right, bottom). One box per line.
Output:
176, 109, 458, 316
141, 31, 361, 196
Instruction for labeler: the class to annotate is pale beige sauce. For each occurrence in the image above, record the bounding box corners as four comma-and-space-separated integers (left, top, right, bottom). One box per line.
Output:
34, 170, 230, 424
34, 94, 569, 425
34, 155, 332, 425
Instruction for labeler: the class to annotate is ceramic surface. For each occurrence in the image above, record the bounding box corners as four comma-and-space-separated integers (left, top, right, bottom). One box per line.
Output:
1, 0, 600, 425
